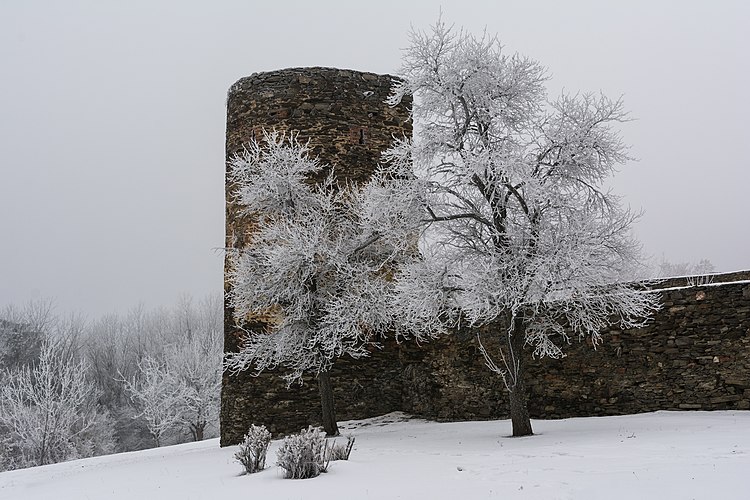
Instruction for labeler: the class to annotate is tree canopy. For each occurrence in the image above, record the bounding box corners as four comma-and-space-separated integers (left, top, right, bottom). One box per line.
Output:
385, 19, 660, 436
224, 131, 422, 435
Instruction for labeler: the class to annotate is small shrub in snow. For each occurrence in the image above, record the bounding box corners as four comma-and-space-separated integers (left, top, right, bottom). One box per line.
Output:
276, 426, 329, 479
326, 435, 355, 461
235, 424, 272, 474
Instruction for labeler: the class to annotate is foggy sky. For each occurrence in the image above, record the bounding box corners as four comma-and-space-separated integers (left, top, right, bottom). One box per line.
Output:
1, 0, 748, 316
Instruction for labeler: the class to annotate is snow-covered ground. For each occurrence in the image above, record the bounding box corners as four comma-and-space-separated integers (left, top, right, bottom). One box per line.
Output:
1, 411, 749, 500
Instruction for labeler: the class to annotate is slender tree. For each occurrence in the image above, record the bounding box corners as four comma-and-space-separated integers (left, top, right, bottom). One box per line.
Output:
122, 304, 222, 445
169, 333, 222, 442
385, 20, 660, 436
0, 339, 115, 468
123, 356, 187, 447
224, 131, 420, 436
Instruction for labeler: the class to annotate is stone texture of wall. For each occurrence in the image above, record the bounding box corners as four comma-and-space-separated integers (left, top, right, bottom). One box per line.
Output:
225, 67, 411, 185
402, 274, 750, 422
220, 340, 406, 446
222, 270, 750, 444
221, 67, 412, 446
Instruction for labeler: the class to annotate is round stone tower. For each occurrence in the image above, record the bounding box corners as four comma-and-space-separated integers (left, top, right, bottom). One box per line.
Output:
225, 67, 411, 183
221, 67, 412, 444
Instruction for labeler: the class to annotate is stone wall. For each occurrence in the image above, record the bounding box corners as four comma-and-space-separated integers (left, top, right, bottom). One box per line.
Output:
403, 274, 750, 422
220, 340, 406, 446
222, 274, 750, 444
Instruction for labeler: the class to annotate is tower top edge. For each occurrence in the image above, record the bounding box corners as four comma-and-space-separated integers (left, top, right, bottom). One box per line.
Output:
227, 67, 403, 96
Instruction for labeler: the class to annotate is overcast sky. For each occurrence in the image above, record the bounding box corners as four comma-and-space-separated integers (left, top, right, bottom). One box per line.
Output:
1, 0, 748, 316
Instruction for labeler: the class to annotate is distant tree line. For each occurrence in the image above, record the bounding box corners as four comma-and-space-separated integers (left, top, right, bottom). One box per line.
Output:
0, 294, 222, 471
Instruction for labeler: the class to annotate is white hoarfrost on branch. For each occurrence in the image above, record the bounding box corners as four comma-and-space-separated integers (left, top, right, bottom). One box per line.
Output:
172, 335, 223, 442
123, 333, 222, 446
657, 258, 716, 282
0, 339, 115, 469
123, 356, 187, 447
234, 424, 272, 474
384, 19, 661, 437
223, 131, 423, 436
276, 426, 330, 479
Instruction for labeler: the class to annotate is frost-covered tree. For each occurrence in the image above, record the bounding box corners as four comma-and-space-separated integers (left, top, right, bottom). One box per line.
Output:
123, 355, 188, 447
169, 332, 222, 441
123, 333, 221, 445
385, 20, 660, 436
224, 131, 419, 436
0, 339, 115, 469
86, 309, 148, 410
657, 258, 715, 278
0, 298, 55, 370
87, 295, 222, 450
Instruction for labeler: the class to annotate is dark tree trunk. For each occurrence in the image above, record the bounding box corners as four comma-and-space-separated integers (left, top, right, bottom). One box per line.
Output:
318, 370, 339, 436
508, 317, 533, 437
191, 421, 205, 442
508, 377, 533, 437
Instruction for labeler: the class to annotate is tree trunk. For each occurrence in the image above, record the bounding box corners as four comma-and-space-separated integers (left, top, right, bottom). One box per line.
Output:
508, 378, 533, 437
191, 421, 205, 442
508, 317, 533, 437
318, 370, 339, 436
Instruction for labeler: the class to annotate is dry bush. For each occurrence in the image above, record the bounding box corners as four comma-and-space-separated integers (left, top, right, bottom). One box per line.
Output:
235, 424, 272, 474
276, 426, 329, 479
326, 435, 355, 461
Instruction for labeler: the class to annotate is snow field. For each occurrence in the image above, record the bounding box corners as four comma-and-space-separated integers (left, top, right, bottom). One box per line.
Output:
1, 411, 749, 500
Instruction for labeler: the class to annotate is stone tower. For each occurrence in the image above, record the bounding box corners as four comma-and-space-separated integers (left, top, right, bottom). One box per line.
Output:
222, 67, 412, 445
